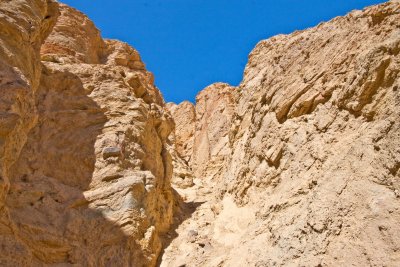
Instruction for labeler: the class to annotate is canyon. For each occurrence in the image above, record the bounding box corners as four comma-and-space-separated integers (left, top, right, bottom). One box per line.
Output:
0, 0, 399, 266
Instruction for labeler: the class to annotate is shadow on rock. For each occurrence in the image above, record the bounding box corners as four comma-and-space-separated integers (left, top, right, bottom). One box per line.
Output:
156, 187, 205, 266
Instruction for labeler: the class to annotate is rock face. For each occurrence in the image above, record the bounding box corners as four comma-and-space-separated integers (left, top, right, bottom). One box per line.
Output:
161, 1, 400, 266
167, 83, 236, 189
166, 101, 195, 164
219, 2, 400, 265
1, 1, 400, 267
192, 83, 236, 180
0, 0, 59, 265
1, 2, 176, 266
168, 83, 236, 183
166, 102, 195, 188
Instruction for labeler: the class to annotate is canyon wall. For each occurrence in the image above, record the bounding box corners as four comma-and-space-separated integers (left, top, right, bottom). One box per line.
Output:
168, 83, 236, 186
220, 2, 400, 265
166, 101, 195, 188
0, 0, 399, 266
191, 83, 236, 181
0, 2, 177, 266
0, 0, 59, 265
164, 1, 400, 266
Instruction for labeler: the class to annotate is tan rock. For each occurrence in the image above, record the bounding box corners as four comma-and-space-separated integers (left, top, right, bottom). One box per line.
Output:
41, 4, 106, 64
1, 1, 400, 266
1, 3, 176, 266
168, 83, 236, 184
0, 1, 59, 265
167, 101, 195, 163
166, 102, 195, 189
192, 83, 236, 180
161, 2, 400, 266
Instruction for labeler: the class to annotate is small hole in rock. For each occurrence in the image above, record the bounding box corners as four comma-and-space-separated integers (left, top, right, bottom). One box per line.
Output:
21, 175, 28, 182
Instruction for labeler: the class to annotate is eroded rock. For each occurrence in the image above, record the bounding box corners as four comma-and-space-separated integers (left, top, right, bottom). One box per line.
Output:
1, 1, 400, 267
1, 2, 176, 266
161, 2, 400, 266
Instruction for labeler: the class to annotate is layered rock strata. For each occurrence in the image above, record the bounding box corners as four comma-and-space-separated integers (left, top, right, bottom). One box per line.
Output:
219, 2, 400, 265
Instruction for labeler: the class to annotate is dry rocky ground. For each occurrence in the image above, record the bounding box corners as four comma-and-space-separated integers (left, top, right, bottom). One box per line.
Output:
0, 0, 399, 266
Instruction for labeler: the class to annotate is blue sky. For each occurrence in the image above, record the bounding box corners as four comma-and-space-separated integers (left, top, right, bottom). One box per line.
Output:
60, 0, 387, 104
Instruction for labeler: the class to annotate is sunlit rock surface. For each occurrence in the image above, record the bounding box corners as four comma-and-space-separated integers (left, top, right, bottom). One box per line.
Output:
162, 1, 400, 266
0, 1, 399, 266
1, 2, 176, 266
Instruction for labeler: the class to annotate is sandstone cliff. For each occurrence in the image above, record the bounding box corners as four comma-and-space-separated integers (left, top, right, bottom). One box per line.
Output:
0, 1, 59, 265
166, 101, 195, 189
167, 83, 236, 187
191, 83, 236, 181
166, 101, 195, 164
162, 1, 400, 266
1, 1, 400, 267
1, 2, 176, 266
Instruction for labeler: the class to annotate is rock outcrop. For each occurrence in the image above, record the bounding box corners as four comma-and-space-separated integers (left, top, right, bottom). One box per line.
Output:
167, 83, 236, 189
1, 2, 176, 266
191, 83, 236, 180
166, 101, 195, 164
168, 83, 236, 184
162, 1, 400, 266
219, 2, 400, 265
166, 101, 195, 188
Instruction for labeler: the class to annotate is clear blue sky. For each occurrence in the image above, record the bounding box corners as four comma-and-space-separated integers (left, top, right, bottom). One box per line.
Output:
60, 0, 386, 104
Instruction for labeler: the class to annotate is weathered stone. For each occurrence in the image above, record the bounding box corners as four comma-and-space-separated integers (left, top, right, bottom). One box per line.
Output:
0, 3, 176, 266
1, 1, 400, 267
102, 146, 121, 159
167, 83, 236, 188
161, 2, 400, 267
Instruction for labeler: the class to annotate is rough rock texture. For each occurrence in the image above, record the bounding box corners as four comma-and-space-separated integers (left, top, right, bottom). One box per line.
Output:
168, 83, 236, 182
40, 3, 106, 65
167, 83, 236, 188
166, 101, 195, 164
161, 1, 400, 266
1, 1, 400, 267
0, 1, 59, 265
191, 83, 236, 180
166, 102, 195, 188
1, 2, 176, 266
